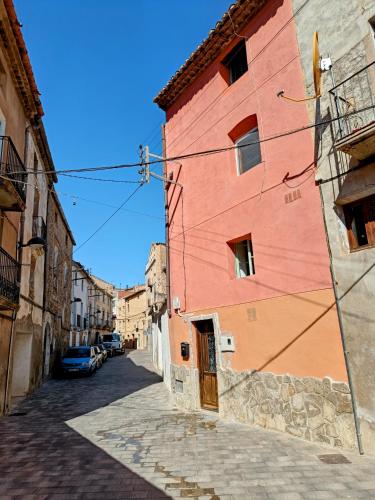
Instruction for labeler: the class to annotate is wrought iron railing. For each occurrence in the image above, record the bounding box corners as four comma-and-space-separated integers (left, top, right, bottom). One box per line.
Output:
0, 136, 27, 201
32, 216, 47, 241
0, 246, 20, 304
329, 62, 375, 140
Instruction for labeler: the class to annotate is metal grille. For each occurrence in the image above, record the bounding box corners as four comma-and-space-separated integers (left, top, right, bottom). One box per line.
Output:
0, 246, 20, 304
0, 136, 27, 201
329, 62, 375, 140
207, 334, 217, 373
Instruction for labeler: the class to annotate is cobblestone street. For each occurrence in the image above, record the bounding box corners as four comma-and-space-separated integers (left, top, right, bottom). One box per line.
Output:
1, 350, 375, 500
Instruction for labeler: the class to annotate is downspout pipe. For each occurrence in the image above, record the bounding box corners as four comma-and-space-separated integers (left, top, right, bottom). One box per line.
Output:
318, 184, 364, 455
162, 124, 171, 317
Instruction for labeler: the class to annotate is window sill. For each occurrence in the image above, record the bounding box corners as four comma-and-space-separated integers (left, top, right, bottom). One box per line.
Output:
237, 160, 264, 176
349, 243, 375, 253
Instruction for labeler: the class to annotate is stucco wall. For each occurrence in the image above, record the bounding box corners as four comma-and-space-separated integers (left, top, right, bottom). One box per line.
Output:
292, 0, 375, 453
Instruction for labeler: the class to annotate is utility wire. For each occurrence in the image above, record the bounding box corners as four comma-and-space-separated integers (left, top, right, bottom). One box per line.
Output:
59, 173, 142, 184
12, 104, 375, 177
56, 190, 163, 220
74, 183, 144, 254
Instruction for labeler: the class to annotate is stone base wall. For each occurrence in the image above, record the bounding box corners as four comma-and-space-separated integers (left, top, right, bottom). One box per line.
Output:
219, 369, 356, 449
170, 364, 200, 412
170, 363, 357, 450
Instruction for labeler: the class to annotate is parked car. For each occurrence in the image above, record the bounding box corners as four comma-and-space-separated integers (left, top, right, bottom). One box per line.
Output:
93, 345, 103, 368
61, 346, 97, 376
103, 342, 114, 357
95, 344, 108, 362
102, 332, 125, 355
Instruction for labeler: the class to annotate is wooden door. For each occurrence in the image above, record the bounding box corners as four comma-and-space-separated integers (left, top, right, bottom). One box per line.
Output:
197, 321, 218, 410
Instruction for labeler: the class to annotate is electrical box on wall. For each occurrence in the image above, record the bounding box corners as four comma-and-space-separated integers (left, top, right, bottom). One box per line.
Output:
220, 335, 235, 352
180, 342, 190, 359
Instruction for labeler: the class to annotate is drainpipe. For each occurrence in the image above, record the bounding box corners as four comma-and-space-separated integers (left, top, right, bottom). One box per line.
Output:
162, 124, 171, 317
318, 185, 364, 455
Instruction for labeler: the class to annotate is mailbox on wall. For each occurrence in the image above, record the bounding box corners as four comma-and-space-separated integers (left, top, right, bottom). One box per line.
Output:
180, 342, 190, 359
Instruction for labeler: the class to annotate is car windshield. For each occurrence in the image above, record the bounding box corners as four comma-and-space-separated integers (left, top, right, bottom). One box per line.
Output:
103, 335, 114, 342
64, 348, 90, 358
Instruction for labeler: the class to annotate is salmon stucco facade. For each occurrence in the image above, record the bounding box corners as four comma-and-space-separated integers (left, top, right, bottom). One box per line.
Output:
155, 0, 356, 450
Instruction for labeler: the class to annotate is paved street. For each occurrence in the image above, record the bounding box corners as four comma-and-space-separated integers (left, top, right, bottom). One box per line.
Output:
1, 351, 375, 500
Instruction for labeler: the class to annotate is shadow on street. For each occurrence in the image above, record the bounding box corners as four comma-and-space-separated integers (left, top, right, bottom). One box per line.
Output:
0, 352, 170, 499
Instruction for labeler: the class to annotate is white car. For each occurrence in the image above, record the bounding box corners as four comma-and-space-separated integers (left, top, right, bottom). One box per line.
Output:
102, 332, 125, 355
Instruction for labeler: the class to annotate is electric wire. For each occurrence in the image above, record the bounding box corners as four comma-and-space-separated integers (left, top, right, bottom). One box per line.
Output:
11, 104, 375, 177
73, 183, 144, 254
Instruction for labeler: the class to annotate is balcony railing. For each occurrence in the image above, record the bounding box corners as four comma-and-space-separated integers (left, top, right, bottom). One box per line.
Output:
0, 136, 27, 209
0, 246, 20, 306
32, 216, 47, 241
329, 62, 375, 159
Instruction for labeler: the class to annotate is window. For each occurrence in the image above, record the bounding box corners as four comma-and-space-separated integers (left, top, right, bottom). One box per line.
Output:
369, 17, 375, 46
234, 239, 255, 278
344, 194, 375, 250
222, 40, 248, 84
235, 127, 261, 175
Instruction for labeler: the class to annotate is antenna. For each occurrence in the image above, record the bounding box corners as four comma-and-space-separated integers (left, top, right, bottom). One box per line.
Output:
277, 31, 331, 103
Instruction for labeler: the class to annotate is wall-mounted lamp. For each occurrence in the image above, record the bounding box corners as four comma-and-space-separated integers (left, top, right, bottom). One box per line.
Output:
70, 297, 82, 304
18, 236, 46, 250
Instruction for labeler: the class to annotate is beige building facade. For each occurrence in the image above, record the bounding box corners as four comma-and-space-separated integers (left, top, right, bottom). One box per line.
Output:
0, 0, 63, 413
42, 191, 75, 379
145, 243, 171, 387
116, 285, 147, 349
89, 275, 114, 343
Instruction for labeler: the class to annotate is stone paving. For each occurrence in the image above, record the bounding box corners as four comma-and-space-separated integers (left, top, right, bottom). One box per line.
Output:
1, 350, 375, 499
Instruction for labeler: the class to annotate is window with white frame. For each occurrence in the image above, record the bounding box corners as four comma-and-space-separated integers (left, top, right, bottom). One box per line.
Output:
234, 239, 255, 278
236, 127, 261, 175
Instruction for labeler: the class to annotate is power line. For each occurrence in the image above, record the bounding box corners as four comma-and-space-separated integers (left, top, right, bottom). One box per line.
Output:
59, 173, 142, 184
74, 183, 144, 254
13, 104, 375, 177
56, 190, 163, 220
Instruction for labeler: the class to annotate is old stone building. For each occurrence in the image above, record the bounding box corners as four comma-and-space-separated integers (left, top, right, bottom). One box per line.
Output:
145, 243, 171, 387
9, 123, 53, 405
42, 190, 75, 378
292, 0, 375, 454
116, 285, 147, 349
89, 275, 114, 343
0, 0, 51, 414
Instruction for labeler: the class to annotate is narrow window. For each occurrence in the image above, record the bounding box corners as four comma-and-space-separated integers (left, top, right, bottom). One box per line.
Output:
234, 239, 255, 278
344, 194, 375, 250
369, 17, 375, 46
222, 40, 248, 84
236, 127, 261, 174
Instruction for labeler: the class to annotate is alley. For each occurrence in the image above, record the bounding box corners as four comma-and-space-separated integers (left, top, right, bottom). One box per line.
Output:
0, 350, 374, 500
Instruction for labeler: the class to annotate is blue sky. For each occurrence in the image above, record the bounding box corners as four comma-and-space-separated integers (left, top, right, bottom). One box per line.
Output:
15, 0, 231, 288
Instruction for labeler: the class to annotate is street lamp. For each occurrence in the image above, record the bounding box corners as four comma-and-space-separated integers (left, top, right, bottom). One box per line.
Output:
18, 236, 46, 250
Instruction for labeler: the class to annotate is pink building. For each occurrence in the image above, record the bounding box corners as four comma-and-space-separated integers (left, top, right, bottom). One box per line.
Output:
155, 0, 355, 449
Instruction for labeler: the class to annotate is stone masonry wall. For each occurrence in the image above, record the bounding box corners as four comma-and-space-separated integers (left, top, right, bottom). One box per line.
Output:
171, 364, 199, 412
218, 369, 356, 450
170, 364, 357, 450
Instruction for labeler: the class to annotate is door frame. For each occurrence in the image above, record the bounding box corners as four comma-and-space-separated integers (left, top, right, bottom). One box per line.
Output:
187, 313, 222, 410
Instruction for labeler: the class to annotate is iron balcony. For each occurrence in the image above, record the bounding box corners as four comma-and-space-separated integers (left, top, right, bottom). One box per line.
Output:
0, 246, 21, 308
329, 62, 375, 160
0, 136, 27, 211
